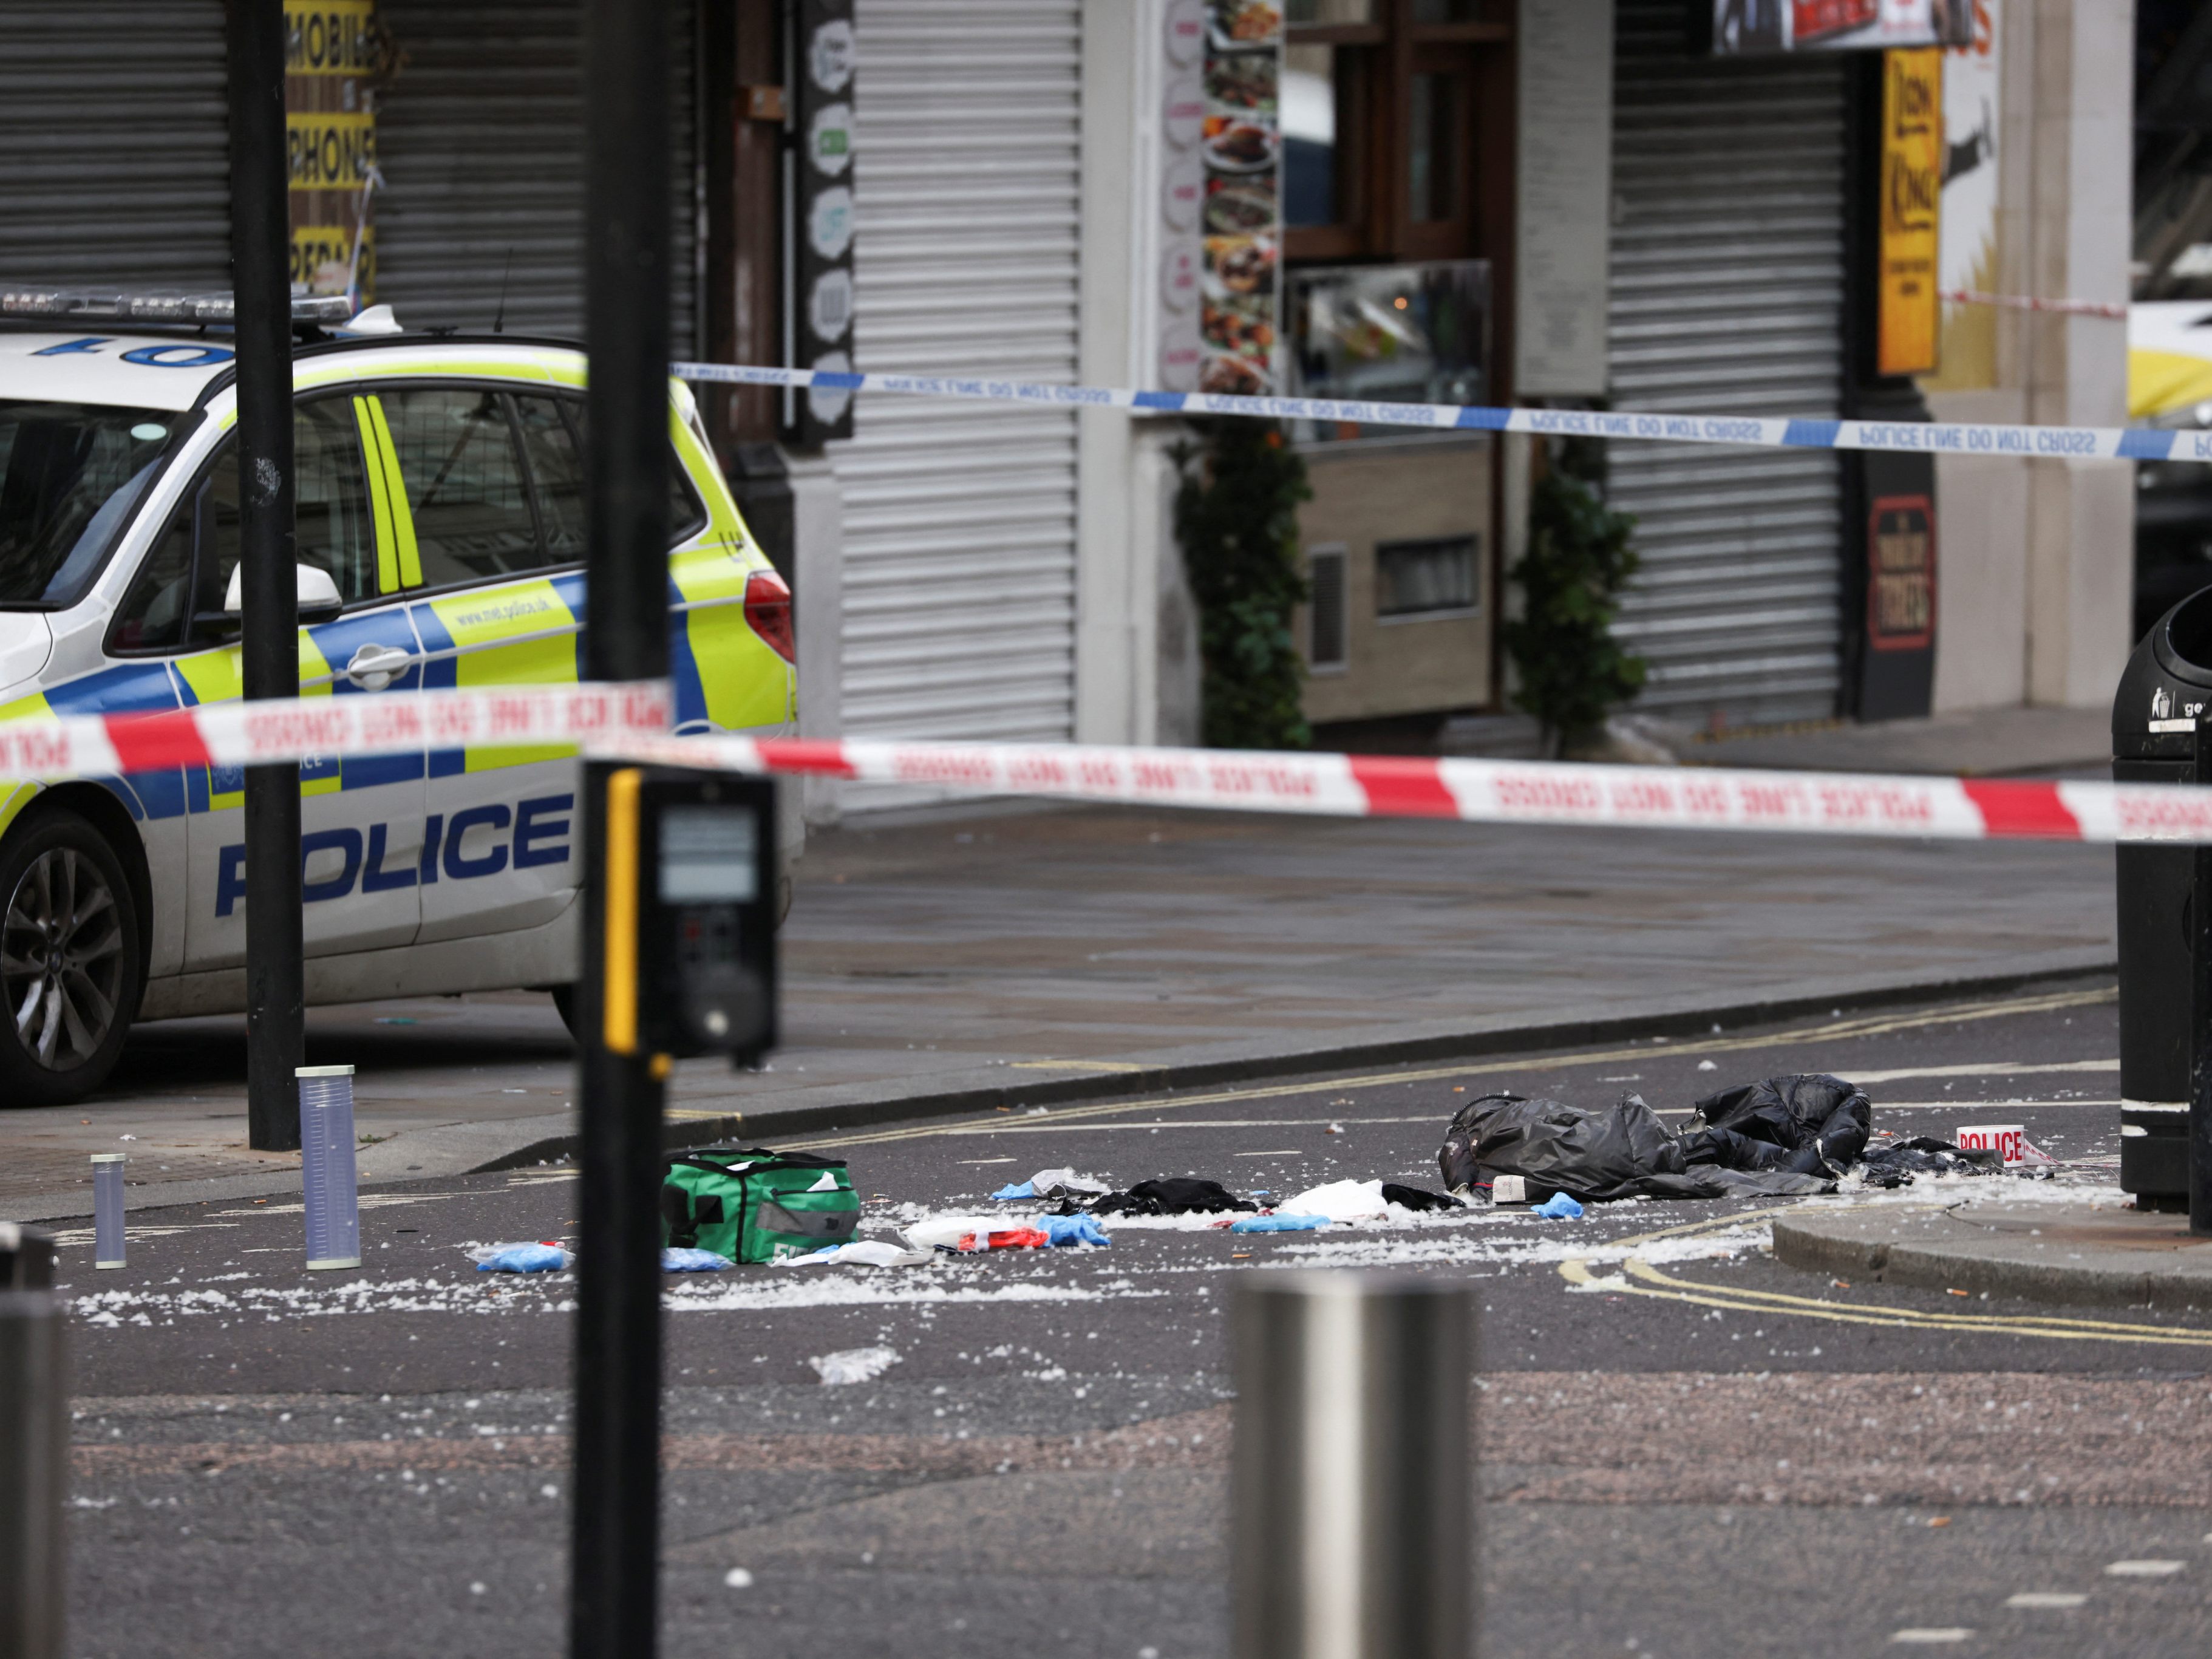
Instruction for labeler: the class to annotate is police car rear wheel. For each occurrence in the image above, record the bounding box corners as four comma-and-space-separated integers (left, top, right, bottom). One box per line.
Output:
0, 811, 142, 1106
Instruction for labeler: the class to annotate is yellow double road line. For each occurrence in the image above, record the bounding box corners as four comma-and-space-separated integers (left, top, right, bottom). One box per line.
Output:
1559, 1203, 2212, 1350
788, 985, 2115, 1154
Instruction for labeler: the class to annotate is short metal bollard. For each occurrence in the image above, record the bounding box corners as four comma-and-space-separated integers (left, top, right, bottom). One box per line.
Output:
1231, 1272, 1474, 1659
1, 1222, 68, 1659
298, 1065, 361, 1270
92, 1153, 126, 1269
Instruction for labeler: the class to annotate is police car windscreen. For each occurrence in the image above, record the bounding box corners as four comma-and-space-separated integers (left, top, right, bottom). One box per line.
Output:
0, 401, 174, 608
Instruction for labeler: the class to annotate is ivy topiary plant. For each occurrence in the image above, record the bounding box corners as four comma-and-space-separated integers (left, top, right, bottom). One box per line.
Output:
1172, 420, 1314, 751
1501, 433, 1646, 757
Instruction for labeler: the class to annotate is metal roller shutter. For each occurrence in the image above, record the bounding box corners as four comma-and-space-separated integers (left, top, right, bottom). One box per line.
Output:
1606, 2, 1848, 728
373, 1, 699, 347
829, 0, 1081, 747
0, 2, 232, 290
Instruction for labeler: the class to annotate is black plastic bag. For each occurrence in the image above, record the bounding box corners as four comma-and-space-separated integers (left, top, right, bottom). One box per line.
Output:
1379, 1182, 1460, 1213
1439, 1090, 1838, 1203
1857, 1136, 2003, 1187
1439, 1092, 1721, 1202
1678, 1074, 1871, 1175
1089, 1177, 1257, 1216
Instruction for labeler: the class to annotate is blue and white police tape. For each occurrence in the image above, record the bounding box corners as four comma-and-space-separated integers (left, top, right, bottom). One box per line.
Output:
673, 360, 2198, 465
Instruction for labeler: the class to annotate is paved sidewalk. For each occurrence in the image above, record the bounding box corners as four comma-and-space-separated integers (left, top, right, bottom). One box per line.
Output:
1684, 704, 2110, 777
4, 801, 2118, 1218
1774, 1197, 2212, 1309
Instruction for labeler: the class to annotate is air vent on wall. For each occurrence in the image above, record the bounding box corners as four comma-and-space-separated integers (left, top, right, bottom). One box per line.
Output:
1308, 544, 1347, 672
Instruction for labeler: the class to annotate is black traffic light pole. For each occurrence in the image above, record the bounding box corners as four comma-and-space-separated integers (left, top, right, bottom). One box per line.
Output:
225, 0, 305, 1154
2192, 724, 2212, 1236
571, 0, 673, 1654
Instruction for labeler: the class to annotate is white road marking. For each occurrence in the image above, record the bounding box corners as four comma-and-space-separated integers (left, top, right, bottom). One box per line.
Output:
214, 1193, 459, 1216
955, 1157, 1016, 1165
1890, 1629, 1974, 1644
948, 1116, 1443, 1134
1850, 1059, 2116, 1085
43, 1222, 239, 1249
2104, 1560, 2185, 1577
1233, 1150, 1303, 1157
951, 1103, 2117, 1136
2003, 1592, 2087, 1609
1854, 1100, 2119, 1111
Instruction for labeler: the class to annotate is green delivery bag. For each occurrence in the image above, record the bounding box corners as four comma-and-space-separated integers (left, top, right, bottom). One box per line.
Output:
659, 1146, 861, 1264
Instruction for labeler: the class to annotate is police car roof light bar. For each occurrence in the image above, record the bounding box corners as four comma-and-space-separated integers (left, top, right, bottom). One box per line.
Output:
0, 286, 356, 327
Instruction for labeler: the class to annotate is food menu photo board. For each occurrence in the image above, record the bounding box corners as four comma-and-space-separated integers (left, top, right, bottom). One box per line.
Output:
1200, 1, 1284, 395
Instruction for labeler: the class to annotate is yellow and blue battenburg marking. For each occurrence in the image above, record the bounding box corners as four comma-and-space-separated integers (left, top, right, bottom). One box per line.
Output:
0, 663, 186, 828
410, 572, 585, 777
172, 629, 332, 809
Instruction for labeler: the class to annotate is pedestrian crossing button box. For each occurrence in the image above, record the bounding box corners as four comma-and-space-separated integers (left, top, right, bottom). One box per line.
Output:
604, 769, 778, 1068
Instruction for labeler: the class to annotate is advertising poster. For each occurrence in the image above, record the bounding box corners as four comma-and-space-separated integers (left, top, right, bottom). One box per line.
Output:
1199, 1, 1282, 395
1857, 473, 1938, 720
1877, 47, 1942, 377
1711, 0, 1971, 55
284, 0, 379, 301
1921, 0, 2000, 393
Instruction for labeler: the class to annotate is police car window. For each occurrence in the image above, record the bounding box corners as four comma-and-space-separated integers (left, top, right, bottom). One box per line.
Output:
203, 399, 379, 607
378, 388, 547, 585
0, 401, 174, 610
109, 512, 192, 653
554, 398, 711, 547
110, 398, 375, 653
512, 395, 585, 563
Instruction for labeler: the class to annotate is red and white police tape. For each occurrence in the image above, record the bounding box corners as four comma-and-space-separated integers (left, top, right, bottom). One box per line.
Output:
0, 682, 672, 781
1938, 288, 2129, 321
0, 680, 2202, 845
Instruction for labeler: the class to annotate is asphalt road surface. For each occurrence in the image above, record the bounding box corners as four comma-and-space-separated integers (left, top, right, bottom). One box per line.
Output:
45, 976, 2212, 1657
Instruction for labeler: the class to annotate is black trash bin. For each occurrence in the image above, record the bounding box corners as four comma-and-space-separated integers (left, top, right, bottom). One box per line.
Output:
2112, 588, 2212, 1209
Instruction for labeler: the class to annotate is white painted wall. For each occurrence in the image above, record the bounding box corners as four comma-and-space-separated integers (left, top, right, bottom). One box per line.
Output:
789, 451, 846, 826
1075, 0, 1183, 746
1928, 0, 2135, 713
2023, 0, 2134, 709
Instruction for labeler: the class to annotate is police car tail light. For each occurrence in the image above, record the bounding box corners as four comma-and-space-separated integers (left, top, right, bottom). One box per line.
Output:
743, 570, 795, 664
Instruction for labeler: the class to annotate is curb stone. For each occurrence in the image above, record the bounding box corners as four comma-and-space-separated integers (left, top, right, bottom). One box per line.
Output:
1772, 1203, 2212, 1312
9, 953, 2115, 1223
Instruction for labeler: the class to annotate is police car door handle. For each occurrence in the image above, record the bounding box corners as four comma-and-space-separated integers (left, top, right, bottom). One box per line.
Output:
344, 642, 416, 691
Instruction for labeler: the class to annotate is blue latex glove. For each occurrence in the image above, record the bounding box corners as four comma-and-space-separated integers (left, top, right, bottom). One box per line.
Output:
991, 1181, 1038, 1201
661, 1247, 732, 1272
1037, 1212, 1111, 1247
1230, 1213, 1330, 1233
1533, 1192, 1584, 1219
471, 1242, 573, 1273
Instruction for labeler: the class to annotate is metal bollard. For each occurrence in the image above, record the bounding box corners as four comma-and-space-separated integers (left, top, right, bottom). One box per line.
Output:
298, 1065, 361, 1270
1231, 1272, 1474, 1659
1, 1223, 68, 1659
92, 1153, 126, 1269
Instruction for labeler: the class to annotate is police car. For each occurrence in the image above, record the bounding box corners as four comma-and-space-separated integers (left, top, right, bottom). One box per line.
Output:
0, 295, 798, 1106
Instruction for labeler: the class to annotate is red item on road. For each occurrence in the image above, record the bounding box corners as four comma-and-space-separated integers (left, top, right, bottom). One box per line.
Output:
956, 1226, 1052, 1252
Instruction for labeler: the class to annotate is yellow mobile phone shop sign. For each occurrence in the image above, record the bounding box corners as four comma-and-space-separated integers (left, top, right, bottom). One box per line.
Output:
1879, 48, 1942, 378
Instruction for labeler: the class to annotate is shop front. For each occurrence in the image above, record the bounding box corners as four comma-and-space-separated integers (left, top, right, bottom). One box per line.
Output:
0, 1, 703, 342
1278, 0, 1515, 741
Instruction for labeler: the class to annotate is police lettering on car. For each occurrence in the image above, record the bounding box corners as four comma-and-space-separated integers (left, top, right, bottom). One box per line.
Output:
0, 298, 798, 1104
